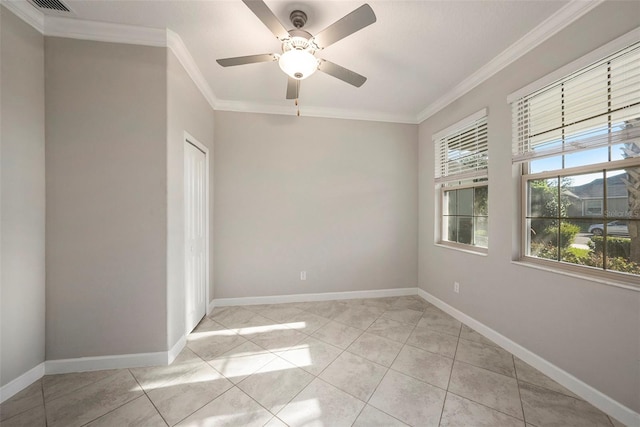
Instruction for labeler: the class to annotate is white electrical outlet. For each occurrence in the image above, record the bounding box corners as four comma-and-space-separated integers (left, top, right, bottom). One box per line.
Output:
454, 282, 460, 293
300, 271, 307, 280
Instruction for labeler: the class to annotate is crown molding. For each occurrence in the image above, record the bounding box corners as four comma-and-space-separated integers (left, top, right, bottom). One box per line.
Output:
214, 99, 418, 124
3, 0, 607, 125
3, 2, 218, 111
416, 0, 605, 123
167, 30, 217, 110
45, 15, 166, 46
1, 0, 44, 32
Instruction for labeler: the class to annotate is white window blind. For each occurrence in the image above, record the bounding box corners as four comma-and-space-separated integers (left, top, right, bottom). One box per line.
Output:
511, 42, 640, 163
434, 109, 488, 184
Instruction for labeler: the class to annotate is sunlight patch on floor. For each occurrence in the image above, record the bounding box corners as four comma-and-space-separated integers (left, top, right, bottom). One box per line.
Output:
188, 329, 237, 341
234, 322, 307, 335
179, 410, 266, 427
130, 368, 225, 392
277, 398, 322, 426
273, 344, 314, 367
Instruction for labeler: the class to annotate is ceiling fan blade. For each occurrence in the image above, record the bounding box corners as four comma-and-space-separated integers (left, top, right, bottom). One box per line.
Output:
312, 4, 376, 49
242, 0, 291, 40
286, 78, 300, 99
318, 59, 367, 87
216, 54, 277, 67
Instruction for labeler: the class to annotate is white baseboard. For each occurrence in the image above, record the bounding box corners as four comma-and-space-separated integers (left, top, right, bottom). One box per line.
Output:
213, 287, 418, 307
417, 289, 640, 427
1, 343, 187, 403
207, 299, 216, 315
168, 335, 186, 365
45, 350, 170, 375
0, 363, 45, 404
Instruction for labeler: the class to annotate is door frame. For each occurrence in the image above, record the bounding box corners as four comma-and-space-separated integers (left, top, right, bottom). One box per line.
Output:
184, 131, 210, 334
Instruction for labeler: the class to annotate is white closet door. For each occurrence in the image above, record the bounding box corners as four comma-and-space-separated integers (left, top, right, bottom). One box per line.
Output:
185, 141, 207, 334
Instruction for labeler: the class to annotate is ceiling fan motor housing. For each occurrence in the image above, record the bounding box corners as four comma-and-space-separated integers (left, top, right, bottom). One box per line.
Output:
279, 28, 319, 80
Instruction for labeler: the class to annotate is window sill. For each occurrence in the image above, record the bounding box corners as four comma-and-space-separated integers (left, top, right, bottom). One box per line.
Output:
511, 258, 640, 292
434, 242, 488, 256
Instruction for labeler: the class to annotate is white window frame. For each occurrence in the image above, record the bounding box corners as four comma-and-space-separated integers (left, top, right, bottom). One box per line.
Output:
519, 159, 638, 284
440, 181, 489, 252
510, 28, 640, 286
434, 108, 489, 253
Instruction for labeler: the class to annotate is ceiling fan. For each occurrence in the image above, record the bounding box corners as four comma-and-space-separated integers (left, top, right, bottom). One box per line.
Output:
216, 0, 376, 102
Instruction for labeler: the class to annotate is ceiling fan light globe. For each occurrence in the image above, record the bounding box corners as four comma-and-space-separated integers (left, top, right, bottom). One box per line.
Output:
278, 49, 318, 80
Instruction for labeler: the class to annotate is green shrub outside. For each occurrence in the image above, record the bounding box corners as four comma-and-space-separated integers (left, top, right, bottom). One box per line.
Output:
588, 236, 631, 258
539, 222, 581, 249
530, 225, 640, 274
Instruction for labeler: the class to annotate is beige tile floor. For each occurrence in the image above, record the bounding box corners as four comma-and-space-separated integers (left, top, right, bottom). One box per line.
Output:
0, 296, 628, 427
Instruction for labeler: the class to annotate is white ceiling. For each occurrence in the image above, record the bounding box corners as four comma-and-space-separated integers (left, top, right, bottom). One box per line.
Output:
18, 0, 576, 122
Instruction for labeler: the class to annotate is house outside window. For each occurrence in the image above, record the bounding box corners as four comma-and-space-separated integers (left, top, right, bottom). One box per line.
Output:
583, 199, 604, 216
434, 109, 489, 251
510, 36, 640, 282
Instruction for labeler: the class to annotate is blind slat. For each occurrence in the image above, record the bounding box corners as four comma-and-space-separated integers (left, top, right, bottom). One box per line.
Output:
435, 115, 488, 182
511, 43, 640, 163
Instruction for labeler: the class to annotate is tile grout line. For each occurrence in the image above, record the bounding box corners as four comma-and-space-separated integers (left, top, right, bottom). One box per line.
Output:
377, 303, 462, 394
78, 394, 152, 427
356, 302, 410, 401
513, 354, 528, 424
216, 297, 598, 427
437, 322, 462, 427
131, 341, 233, 427
312, 300, 400, 380
44, 370, 142, 427
233, 299, 621, 426
128, 369, 170, 427
234, 382, 297, 426
16, 296, 618, 427
233, 351, 314, 419
221, 301, 372, 424
41, 379, 50, 427
254, 302, 366, 424
449, 357, 519, 382
445, 390, 530, 423
353, 301, 426, 426
0, 381, 46, 426
264, 299, 401, 425
432, 320, 538, 423
440, 336, 535, 422
517, 377, 586, 401
170, 383, 238, 427
41, 371, 118, 406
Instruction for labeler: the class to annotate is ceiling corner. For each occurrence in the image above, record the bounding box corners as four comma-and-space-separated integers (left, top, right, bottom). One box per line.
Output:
2, 0, 45, 33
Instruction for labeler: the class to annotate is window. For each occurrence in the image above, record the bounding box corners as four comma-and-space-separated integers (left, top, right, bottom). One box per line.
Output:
511, 37, 640, 280
583, 199, 603, 216
434, 109, 489, 250
443, 185, 488, 247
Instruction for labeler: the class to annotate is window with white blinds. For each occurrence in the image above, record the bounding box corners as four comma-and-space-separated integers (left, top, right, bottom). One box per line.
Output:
511, 42, 640, 163
434, 109, 488, 184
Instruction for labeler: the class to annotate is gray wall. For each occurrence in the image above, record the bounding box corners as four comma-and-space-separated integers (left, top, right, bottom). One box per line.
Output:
0, 5, 46, 387
214, 111, 418, 299
418, 2, 640, 411
166, 50, 215, 346
45, 38, 168, 359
